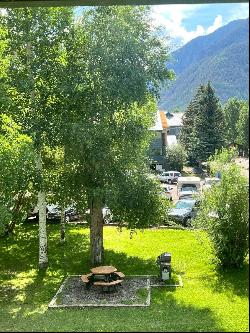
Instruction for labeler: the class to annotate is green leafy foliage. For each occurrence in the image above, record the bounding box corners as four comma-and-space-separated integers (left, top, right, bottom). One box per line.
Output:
5, 7, 74, 149
195, 151, 249, 268
208, 147, 238, 174
60, 7, 173, 226
0, 114, 35, 235
106, 170, 170, 229
223, 97, 248, 146
1, 7, 75, 248
2, 6, 173, 263
0, 18, 10, 112
236, 103, 249, 152
165, 144, 187, 171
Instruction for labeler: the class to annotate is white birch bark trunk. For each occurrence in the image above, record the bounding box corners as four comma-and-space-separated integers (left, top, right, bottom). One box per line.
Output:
27, 40, 48, 269
90, 197, 104, 265
36, 152, 48, 269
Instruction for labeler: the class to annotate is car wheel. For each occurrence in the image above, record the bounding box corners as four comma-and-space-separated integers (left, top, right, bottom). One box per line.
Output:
168, 179, 172, 184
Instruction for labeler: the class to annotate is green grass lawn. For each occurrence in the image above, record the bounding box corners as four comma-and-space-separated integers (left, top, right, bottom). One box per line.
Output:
0, 223, 249, 332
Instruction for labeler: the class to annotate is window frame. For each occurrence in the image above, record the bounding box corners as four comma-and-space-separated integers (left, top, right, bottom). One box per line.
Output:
0, 0, 248, 8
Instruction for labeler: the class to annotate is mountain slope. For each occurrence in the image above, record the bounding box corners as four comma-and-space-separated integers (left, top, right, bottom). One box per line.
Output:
159, 18, 249, 111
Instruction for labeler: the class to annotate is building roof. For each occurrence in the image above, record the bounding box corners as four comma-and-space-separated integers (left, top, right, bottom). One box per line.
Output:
160, 111, 168, 129
149, 111, 168, 131
166, 112, 184, 127
178, 176, 201, 184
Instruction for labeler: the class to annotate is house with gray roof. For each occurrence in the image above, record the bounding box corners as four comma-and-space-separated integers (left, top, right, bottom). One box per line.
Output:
148, 111, 184, 171
165, 111, 184, 140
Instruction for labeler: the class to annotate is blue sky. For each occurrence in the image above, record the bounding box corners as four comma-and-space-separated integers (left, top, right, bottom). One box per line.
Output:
74, 3, 248, 48
2, 3, 246, 49
151, 3, 249, 48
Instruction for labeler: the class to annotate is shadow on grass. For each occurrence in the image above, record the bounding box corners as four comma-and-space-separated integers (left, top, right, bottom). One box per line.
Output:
203, 262, 249, 298
2, 287, 225, 332
0, 223, 182, 308
0, 223, 90, 275
0, 223, 91, 309
0, 223, 230, 331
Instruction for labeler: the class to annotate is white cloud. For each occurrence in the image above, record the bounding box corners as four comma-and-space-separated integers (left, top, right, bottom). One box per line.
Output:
151, 5, 240, 46
207, 15, 223, 34
227, 3, 249, 22
151, 5, 212, 45
151, 5, 207, 45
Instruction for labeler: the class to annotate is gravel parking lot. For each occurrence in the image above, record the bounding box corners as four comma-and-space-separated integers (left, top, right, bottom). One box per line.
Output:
170, 184, 179, 203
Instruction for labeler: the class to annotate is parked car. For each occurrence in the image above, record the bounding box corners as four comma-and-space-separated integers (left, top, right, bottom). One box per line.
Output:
26, 206, 40, 222
202, 177, 221, 191
64, 206, 81, 222
47, 204, 82, 222
26, 204, 81, 222
177, 176, 201, 199
46, 204, 61, 221
160, 184, 173, 201
168, 199, 199, 226
179, 185, 199, 199
158, 171, 181, 184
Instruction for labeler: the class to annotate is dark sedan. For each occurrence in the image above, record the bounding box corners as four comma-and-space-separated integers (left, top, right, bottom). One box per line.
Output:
168, 199, 199, 226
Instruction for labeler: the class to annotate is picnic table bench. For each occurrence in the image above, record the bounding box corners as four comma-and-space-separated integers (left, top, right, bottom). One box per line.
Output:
93, 279, 123, 292
81, 273, 93, 284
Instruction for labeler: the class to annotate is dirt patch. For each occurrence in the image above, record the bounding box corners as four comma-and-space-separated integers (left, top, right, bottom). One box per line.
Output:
49, 275, 151, 308
235, 157, 249, 179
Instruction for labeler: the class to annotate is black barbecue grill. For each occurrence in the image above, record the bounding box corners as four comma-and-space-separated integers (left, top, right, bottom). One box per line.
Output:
156, 252, 171, 281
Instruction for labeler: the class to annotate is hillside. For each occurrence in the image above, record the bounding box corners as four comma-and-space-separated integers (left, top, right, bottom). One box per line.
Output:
159, 18, 249, 111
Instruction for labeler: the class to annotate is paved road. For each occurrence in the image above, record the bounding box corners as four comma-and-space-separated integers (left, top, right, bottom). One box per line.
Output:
171, 184, 179, 204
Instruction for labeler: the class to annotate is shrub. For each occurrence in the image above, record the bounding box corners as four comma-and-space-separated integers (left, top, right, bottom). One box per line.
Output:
165, 144, 187, 171
196, 163, 249, 268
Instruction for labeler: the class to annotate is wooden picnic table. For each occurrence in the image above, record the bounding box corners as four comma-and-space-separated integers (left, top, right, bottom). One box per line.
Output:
90, 265, 117, 275
81, 265, 125, 292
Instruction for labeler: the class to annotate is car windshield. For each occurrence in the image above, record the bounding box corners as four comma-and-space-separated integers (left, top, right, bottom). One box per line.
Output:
181, 186, 197, 192
175, 200, 195, 209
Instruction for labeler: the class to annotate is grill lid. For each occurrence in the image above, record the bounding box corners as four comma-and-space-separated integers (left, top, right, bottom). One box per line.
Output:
157, 252, 171, 263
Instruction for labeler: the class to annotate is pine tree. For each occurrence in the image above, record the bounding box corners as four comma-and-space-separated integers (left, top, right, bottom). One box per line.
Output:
180, 82, 225, 163
180, 84, 205, 162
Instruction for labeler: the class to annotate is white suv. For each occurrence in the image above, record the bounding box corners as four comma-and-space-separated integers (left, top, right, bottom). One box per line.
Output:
158, 171, 181, 184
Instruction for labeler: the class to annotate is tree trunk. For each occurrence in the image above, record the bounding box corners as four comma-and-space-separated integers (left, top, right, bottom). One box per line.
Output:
37, 153, 48, 269
90, 197, 104, 266
60, 206, 66, 243
27, 39, 48, 268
